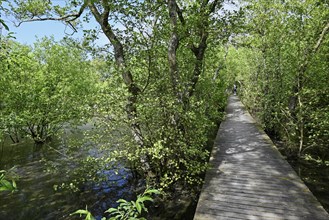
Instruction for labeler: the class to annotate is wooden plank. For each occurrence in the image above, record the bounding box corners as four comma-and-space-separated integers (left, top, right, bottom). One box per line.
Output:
194, 96, 329, 220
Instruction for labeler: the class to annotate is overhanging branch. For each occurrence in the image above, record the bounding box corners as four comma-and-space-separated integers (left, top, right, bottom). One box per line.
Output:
16, 1, 88, 27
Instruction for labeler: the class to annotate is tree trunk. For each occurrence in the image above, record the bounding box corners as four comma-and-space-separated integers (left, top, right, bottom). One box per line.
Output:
88, 2, 152, 175
189, 34, 208, 98
172, 0, 219, 105
167, 0, 181, 101
290, 20, 329, 157
187, 0, 219, 99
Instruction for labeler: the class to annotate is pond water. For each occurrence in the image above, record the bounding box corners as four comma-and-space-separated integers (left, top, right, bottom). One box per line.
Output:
0, 128, 135, 220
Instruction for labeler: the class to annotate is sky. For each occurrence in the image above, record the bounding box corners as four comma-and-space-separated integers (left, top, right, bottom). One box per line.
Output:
1, 0, 78, 45
1, 2, 109, 46
2, 18, 111, 46
5, 20, 76, 44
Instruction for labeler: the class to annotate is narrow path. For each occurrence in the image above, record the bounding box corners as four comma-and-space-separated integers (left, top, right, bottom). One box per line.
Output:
194, 95, 329, 220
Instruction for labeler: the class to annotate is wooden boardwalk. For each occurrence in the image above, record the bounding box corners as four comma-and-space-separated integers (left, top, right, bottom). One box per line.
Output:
194, 96, 329, 220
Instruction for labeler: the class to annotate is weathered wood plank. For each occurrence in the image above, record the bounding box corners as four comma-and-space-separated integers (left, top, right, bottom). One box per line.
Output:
194, 96, 329, 220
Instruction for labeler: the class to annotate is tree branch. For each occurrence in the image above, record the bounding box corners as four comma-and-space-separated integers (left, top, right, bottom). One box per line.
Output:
313, 20, 329, 54
300, 20, 329, 74
101, 0, 110, 26
16, 1, 87, 27
175, 2, 185, 25
208, 0, 219, 15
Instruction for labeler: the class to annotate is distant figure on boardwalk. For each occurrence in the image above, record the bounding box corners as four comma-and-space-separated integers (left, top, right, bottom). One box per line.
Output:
233, 84, 237, 95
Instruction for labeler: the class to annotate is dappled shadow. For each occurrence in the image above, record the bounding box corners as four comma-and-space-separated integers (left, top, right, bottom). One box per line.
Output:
194, 96, 329, 220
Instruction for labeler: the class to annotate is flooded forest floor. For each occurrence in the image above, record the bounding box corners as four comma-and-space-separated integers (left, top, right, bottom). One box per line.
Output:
273, 140, 329, 213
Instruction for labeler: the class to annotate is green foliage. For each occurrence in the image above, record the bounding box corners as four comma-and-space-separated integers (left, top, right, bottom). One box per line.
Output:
0, 37, 99, 144
0, 170, 17, 192
77, 1, 231, 191
4, 0, 231, 215
230, 0, 329, 160
106, 188, 160, 220
72, 188, 160, 220
71, 207, 95, 220
1, 0, 328, 217
94, 53, 227, 189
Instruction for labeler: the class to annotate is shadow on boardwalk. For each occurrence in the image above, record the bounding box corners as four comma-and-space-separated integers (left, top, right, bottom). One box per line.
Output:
194, 95, 329, 220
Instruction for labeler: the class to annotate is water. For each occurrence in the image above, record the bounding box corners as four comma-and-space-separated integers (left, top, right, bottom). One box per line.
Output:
290, 159, 329, 213
0, 129, 135, 220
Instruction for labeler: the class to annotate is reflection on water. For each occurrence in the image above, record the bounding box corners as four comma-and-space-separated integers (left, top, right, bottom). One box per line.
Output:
0, 129, 134, 220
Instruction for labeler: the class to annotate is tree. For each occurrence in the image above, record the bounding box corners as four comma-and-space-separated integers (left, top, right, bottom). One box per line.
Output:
0, 37, 98, 144
232, 0, 329, 160
5, 0, 238, 190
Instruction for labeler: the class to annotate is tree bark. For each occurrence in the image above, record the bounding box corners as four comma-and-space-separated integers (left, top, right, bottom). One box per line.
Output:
188, 34, 208, 98
184, 0, 219, 98
167, 0, 181, 100
88, 2, 152, 174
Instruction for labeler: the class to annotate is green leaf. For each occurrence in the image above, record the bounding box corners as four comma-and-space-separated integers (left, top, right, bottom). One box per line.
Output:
135, 201, 142, 214
12, 180, 17, 189
117, 199, 127, 203
138, 196, 153, 203
71, 209, 90, 215
70, 208, 95, 220
144, 189, 160, 195
105, 208, 118, 213
0, 186, 9, 191
0, 179, 14, 191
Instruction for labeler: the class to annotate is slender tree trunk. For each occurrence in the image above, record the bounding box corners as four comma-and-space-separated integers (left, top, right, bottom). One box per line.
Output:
189, 34, 208, 98
173, 0, 220, 101
213, 45, 228, 81
88, 2, 152, 174
167, 0, 181, 100
290, 20, 329, 157
187, 0, 219, 99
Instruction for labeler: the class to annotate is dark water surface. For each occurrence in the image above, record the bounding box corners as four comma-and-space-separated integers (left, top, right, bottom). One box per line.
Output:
0, 130, 134, 220
290, 159, 329, 213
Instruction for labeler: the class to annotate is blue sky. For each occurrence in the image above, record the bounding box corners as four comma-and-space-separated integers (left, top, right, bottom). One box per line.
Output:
1, 0, 104, 45
3, 15, 108, 46
5, 20, 75, 44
